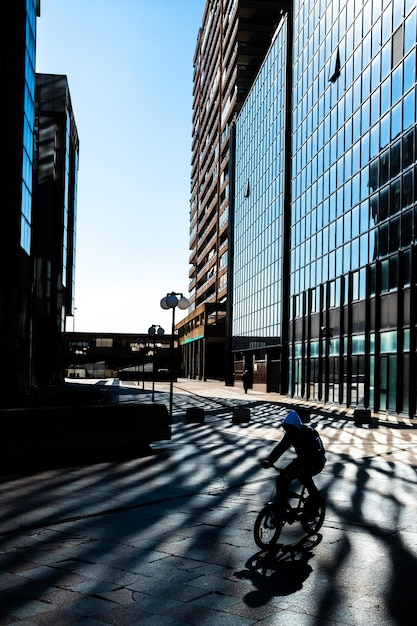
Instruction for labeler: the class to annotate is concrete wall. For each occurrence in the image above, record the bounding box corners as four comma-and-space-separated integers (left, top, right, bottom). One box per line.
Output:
0, 403, 170, 472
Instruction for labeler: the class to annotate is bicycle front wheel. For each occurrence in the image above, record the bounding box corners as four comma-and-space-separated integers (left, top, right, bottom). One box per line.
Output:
301, 495, 326, 535
254, 503, 285, 549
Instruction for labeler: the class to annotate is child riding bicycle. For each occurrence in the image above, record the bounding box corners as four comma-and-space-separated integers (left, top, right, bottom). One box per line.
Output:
260, 410, 326, 504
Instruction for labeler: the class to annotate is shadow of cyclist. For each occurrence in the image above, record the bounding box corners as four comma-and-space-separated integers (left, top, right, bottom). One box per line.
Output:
234, 534, 322, 607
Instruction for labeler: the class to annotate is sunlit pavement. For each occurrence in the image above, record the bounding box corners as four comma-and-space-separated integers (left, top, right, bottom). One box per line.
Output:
0, 379, 416, 625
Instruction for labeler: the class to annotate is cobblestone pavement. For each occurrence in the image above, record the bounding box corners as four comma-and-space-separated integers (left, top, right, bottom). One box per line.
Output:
0, 378, 416, 625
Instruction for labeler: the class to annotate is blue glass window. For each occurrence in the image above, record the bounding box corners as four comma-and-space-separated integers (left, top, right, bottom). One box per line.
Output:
404, 50, 416, 93
380, 112, 390, 148
382, 4, 393, 45
370, 124, 379, 158
381, 76, 391, 116
371, 54, 381, 90
391, 101, 402, 139
361, 134, 370, 168
360, 232, 369, 265
381, 41, 392, 80
404, 10, 416, 54
352, 109, 362, 143
371, 88, 380, 125
391, 64, 402, 105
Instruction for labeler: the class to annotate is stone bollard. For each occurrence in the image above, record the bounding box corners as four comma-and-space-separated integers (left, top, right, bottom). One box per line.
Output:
353, 408, 373, 426
232, 407, 251, 423
185, 407, 205, 424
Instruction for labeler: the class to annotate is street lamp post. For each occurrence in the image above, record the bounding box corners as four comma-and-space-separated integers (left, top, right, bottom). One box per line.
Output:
148, 325, 164, 402
160, 292, 189, 419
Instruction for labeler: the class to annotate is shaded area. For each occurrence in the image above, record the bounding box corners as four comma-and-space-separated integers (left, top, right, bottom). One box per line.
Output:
18, 381, 114, 407
235, 535, 321, 603
0, 381, 416, 624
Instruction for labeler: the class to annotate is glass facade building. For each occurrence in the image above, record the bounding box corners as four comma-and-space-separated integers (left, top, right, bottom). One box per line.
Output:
233, 0, 417, 417
179, 1, 286, 384
1, 2, 80, 402
290, 0, 416, 416
21, 0, 37, 255
1, 0, 40, 399
233, 15, 290, 392
32, 74, 79, 386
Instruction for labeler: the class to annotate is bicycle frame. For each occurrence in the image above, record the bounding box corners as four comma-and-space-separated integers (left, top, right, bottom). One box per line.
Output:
254, 463, 326, 549
273, 479, 308, 525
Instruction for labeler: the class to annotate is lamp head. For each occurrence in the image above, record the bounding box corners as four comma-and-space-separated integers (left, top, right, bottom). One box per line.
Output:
161, 292, 189, 310
178, 296, 189, 310
165, 294, 179, 308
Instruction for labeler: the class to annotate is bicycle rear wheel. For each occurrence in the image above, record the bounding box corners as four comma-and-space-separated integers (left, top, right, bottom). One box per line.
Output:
301, 495, 326, 535
254, 502, 285, 549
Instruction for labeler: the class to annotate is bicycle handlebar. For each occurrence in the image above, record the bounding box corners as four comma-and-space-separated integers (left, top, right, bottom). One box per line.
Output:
261, 463, 296, 486
260, 461, 282, 472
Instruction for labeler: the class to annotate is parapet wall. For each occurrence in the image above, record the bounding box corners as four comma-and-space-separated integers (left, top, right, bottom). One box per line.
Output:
0, 403, 170, 472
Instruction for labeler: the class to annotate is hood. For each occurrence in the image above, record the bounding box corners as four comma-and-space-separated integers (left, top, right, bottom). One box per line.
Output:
283, 410, 303, 431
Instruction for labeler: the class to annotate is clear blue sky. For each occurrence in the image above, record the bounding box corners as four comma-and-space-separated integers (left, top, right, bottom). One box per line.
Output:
36, 0, 206, 334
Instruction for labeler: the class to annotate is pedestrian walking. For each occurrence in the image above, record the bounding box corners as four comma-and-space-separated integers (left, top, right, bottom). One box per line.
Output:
242, 369, 251, 394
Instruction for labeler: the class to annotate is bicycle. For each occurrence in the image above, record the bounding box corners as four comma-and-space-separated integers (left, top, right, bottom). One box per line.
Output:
254, 464, 326, 550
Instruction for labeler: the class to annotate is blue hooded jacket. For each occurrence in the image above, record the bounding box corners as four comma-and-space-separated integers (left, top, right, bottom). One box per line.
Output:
267, 410, 326, 469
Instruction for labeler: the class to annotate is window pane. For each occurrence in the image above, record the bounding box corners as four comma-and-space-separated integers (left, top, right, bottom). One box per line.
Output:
380, 330, 397, 353
403, 90, 415, 131
391, 101, 402, 139
402, 171, 414, 209
390, 179, 401, 215
381, 76, 391, 115
380, 112, 390, 147
401, 210, 413, 247
381, 258, 389, 290
389, 216, 400, 251
390, 141, 401, 177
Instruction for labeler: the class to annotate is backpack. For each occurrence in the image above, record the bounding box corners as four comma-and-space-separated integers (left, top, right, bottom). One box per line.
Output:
300, 425, 326, 465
